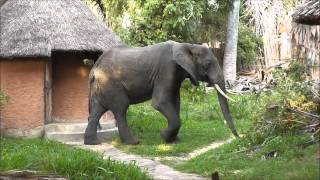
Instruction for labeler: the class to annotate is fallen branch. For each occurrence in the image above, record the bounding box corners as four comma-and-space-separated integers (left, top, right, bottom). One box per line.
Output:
287, 108, 320, 120
0, 170, 68, 179
304, 123, 320, 129
282, 119, 309, 125
227, 89, 252, 94
312, 128, 320, 136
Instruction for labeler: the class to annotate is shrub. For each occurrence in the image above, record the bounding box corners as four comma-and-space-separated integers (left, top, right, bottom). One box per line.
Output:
247, 61, 319, 144
180, 80, 207, 103
237, 24, 263, 67
0, 90, 8, 107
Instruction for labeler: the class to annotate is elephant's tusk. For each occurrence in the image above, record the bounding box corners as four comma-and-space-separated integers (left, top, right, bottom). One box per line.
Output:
214, 84, 235, 102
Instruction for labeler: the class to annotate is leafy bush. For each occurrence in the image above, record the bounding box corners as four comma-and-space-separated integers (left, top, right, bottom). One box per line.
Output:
102, 0, 231, 46
117, 0, 207, 46
286, 60, 309, 81
0, 90, 8, 107
180, 80, 207, 103
247, 61, 319, 144
237, 24, 263, 66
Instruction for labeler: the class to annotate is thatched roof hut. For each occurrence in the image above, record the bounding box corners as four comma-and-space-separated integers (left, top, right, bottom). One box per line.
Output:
0, 0, 121, 137
292, 0, 320, 25
291, 0, 319, 88
0, 0, 122, 58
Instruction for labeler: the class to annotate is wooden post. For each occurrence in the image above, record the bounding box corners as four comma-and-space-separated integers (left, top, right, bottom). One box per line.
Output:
44, 59, 52, 124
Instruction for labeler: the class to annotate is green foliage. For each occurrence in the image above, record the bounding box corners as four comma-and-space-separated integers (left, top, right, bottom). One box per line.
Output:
275, 62, 316, 112
91, 0, 263, 69
180, 80, 207, 103
237, 24, 263, 66
97, 0, 263, 70
286, 60, 307, 81
112, 61, 319, 179
118, 0, 205, 46
103, 0, 129, 28
100, 0, 231, 46
282, 0, 303, 10
170, 65, 319, 178
0, 90, 8, 107
83, 59, 94, 66
0, 138, 151, 180
248, 62, 318, 144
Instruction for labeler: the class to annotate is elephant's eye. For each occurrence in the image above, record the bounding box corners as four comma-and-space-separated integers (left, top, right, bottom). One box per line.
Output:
204, 62, 210, 70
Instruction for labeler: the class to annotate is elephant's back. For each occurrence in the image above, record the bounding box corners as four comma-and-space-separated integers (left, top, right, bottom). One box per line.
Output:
92, 46, 158, 103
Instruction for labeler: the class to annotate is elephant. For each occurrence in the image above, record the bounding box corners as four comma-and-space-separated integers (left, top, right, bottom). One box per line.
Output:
84, 41, 239, 145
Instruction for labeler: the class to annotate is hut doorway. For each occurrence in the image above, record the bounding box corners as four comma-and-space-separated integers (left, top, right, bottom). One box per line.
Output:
51, 52, 90, 123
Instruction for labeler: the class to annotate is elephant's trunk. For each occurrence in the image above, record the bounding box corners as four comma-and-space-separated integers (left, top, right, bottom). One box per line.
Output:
215, 82, 239, 138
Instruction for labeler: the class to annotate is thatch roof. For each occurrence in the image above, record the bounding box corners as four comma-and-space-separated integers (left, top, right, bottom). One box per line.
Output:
0, 0, 122, 58
292, 0, 320, 25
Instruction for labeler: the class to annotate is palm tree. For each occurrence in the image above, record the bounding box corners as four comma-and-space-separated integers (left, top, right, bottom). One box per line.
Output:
222, 0, 240, 86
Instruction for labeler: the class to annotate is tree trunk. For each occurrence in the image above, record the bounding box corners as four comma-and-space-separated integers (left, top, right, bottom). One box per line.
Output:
94, 0, 106, 21
223, 0, 240, 86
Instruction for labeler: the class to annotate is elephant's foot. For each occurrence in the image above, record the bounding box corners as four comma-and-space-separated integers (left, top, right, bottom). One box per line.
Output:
160, 129, 180, 143
121, 136, 140, 145
84, 135, 101, 145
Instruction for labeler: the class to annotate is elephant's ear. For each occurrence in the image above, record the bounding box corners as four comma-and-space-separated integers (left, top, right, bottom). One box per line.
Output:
173, 44, 199, 86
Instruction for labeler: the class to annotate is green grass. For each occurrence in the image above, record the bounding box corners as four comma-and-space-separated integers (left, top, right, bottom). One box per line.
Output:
110, 80, 319, 179
172, 134, 319, 180
113, 83, 259, 157
0, 138, 151, 180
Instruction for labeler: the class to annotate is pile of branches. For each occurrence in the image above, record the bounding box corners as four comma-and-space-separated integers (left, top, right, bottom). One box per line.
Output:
227, 75, 272, 94
228, 62, 289, 94
257, 66, 318, 144
230, 61, 320, 144
264, 104, 320, 144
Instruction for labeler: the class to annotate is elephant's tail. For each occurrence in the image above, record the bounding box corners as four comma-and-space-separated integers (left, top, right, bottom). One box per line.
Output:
88, 72, 95, 114
88, 72, 102, 130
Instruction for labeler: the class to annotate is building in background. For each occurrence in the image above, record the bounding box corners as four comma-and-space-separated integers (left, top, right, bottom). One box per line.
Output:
292, 0, 320, 85
0, 0, 122, 137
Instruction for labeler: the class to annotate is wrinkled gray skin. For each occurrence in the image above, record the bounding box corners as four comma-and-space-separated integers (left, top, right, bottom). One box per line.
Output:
84, 41, 239, 145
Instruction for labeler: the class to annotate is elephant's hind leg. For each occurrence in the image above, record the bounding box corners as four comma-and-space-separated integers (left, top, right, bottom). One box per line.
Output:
113, 108, 140, 145
84, 98, 107, 145
110, 97, 139, 145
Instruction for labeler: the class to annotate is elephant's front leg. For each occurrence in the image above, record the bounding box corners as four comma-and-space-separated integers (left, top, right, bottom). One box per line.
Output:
152, 96, 181, 143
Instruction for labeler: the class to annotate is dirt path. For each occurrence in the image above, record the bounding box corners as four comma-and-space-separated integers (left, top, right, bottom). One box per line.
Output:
67, 137, 235, 180
154, 138, 234, 162
73, 143, 208, 180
